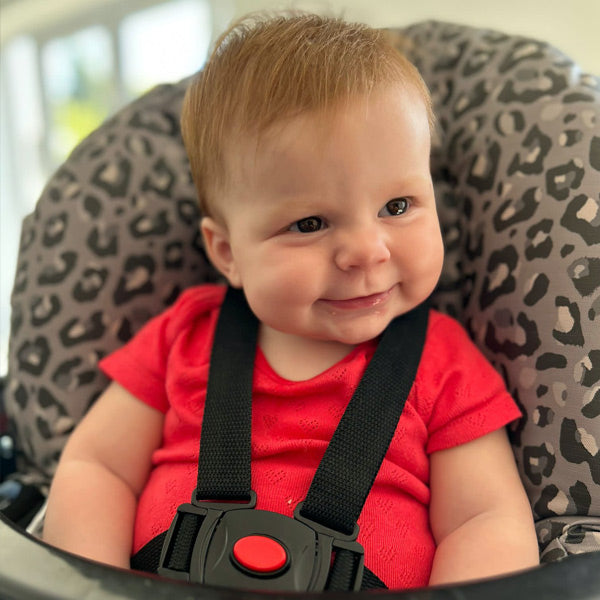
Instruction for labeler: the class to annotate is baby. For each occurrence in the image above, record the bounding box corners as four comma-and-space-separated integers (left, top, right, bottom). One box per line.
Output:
44, 12, 539, 591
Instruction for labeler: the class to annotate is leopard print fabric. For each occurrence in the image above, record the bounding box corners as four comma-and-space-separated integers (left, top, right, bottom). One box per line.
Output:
7, 80, 221, 477
5, 21, 600, 559
398, 22, 600, 559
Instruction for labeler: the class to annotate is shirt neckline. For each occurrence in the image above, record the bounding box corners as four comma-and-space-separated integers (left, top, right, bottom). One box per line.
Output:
253, 338, 379, 386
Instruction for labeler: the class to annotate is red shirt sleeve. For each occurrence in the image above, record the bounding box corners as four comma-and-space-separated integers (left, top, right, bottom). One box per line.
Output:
99, 284, 226, 413
417, 311, 522, 455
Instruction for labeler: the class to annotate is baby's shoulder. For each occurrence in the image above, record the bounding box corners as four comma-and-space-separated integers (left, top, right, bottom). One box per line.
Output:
164, 284, 227, 333
426, 309, 471, 342
420, 309, 488, 370
172, 283, 227, 312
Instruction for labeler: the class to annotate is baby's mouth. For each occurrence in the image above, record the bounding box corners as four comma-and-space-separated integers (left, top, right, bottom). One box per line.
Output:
321, 287, 393, 310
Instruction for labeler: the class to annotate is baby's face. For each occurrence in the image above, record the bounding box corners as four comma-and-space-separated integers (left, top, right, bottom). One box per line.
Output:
207, 84, 444, 348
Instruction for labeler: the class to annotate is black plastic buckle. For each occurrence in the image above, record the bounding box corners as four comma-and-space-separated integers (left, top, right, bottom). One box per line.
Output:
158, 492, 364, 591
294, 502, 365, 592
157, 490, 257, 582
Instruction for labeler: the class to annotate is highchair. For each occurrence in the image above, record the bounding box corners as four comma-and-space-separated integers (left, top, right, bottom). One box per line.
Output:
1, 20, 599, 599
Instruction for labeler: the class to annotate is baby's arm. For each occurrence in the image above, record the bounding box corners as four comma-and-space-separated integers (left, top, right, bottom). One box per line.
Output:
44, 382, 164, 568
428, 428, 539, 586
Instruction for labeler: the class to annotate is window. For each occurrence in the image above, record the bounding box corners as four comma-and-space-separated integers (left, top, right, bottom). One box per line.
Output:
0, 0, 218, 374
120, 0, 212, 98
42, 26, 115, 165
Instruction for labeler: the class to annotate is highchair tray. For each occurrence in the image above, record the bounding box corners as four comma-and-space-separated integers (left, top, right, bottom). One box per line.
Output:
1, 512, 599, 600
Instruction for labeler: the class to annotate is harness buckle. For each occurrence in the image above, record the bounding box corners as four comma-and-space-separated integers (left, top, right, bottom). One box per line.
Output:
158, 492, 364, 591
157, 490, 257, 582
294, 501, 365, 592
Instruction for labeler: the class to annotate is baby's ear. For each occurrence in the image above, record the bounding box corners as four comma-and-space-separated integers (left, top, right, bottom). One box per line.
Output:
200, 217, 242, 287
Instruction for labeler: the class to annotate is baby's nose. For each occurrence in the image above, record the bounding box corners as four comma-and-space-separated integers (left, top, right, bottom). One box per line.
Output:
334, 228, 391, 271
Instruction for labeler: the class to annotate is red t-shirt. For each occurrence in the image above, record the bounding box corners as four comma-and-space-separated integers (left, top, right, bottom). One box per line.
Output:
100, 284, 521, 589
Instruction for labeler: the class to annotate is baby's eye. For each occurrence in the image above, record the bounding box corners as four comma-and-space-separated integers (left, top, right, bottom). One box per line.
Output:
289, 216, 324, 233
379, 198, 410, 217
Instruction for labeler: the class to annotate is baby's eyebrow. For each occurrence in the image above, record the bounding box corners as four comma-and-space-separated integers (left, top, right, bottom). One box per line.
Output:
388, 174, 432, 190
274, 197, 325, 216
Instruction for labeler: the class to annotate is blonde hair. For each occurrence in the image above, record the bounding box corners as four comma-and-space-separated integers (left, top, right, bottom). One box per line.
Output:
181, 12, 433, 217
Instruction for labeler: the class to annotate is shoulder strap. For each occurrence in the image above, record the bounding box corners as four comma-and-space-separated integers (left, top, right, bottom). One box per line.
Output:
300, 299, 429, 534
195, 286, 258, 501
195, 286, 429, 537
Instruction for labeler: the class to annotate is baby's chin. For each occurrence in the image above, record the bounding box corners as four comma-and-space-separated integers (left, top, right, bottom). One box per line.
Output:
325, 306, 427, 346
311, 320, 396, 347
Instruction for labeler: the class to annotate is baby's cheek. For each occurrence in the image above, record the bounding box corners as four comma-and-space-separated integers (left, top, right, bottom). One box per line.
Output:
428, 230, 445, 280
404, 228, 444, 298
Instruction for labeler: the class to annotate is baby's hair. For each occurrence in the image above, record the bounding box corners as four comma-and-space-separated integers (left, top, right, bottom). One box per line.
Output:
181, 12, 434, 218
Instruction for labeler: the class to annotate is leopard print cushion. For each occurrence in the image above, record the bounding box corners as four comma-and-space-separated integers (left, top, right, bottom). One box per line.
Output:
397, 22, 600, 560
6, 21, 600, 559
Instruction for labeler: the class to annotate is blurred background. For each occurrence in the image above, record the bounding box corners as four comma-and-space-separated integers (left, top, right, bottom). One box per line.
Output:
1, 0, 599, 374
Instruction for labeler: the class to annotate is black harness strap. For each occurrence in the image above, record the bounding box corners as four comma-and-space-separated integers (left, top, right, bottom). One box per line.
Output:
300, 295, 428, 535
132, 287, 429, 592
194, 286, 258, 502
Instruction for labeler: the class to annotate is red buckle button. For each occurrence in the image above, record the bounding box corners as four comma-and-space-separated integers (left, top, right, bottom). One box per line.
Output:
232, 535, 288, 574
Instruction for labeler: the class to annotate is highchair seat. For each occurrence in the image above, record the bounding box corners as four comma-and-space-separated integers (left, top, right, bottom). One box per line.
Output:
2, 19, 599, 599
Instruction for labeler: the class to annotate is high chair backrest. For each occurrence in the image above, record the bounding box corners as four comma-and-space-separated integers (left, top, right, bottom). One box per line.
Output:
400, 22, 600, 559
5, 20, 600, 558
